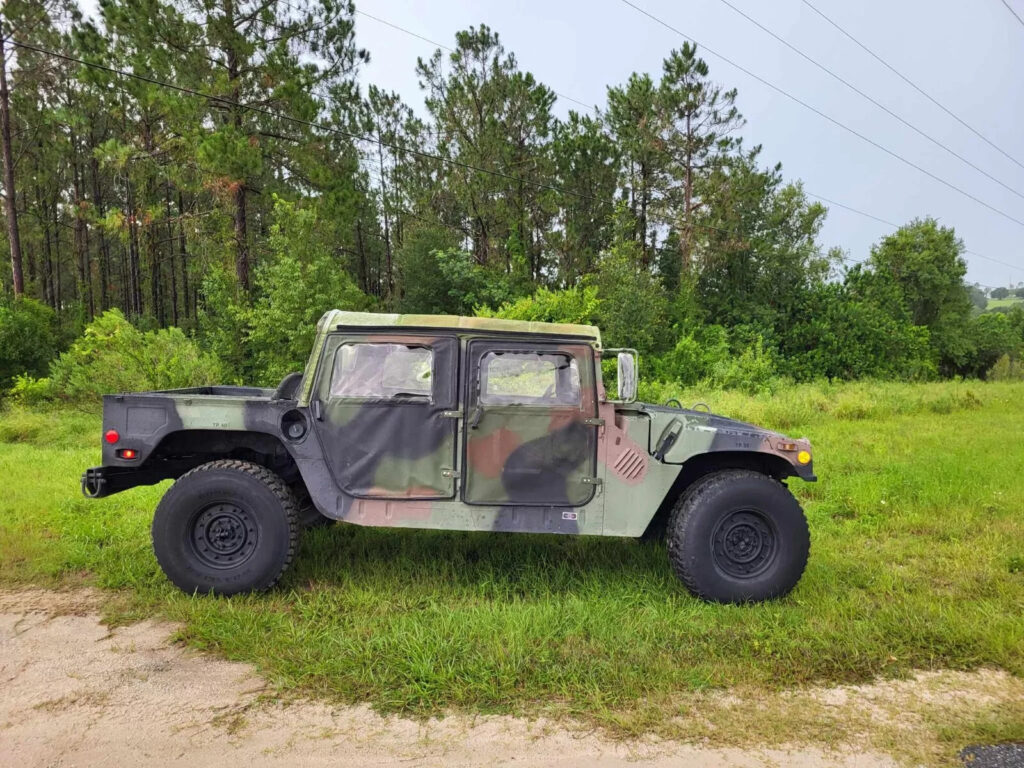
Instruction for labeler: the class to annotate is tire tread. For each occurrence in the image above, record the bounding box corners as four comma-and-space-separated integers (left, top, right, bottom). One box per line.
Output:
152, 459, 299, 593
666, 469, 810, 602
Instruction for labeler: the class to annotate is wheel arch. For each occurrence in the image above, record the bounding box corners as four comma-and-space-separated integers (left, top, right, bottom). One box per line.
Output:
142, 429, 311, 501
641, 450, 795, 541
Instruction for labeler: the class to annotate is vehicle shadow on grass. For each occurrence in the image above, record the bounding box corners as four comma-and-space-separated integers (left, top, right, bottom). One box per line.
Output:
286, 522, 680, 597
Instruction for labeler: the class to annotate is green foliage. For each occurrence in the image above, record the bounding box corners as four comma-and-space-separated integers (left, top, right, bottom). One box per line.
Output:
990, 286, 1010, 300
0, 298, 58, 390
988, 354, 1024, 381
958, 312, 1021, 378
868, 218, 973, 374
399, 240, 523, 316
244, 198, 372, 385
18, 309, 223, 406
779, 281, 934, 382
589, 241, 670, 355
478, 285, 601, 325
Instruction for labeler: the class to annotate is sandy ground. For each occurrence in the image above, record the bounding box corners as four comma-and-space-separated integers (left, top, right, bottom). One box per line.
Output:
0, 589, 1013, 768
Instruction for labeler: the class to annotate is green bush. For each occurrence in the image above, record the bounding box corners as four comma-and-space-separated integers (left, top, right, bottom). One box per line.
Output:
988, 354, 1024, 381
0, 297, 58, 390
478, 285, 601, 325
17, 309, 224, 406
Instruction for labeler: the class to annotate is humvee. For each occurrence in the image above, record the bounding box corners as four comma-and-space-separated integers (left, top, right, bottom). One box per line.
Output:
82, 310, 814, 603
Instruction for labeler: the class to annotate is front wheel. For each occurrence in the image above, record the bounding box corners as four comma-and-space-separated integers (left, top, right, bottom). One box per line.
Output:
666, 469, 809, 603
152, 460, 299, 596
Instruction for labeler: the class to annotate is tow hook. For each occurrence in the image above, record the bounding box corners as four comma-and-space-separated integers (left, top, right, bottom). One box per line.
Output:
81, 468, 107, 498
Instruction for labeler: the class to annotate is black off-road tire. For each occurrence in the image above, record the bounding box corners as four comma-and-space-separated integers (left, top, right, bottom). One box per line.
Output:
666, 469, 809, 603
152, 460, 299, 596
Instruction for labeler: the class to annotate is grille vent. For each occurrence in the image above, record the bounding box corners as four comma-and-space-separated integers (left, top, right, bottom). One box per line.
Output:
611, 447, 646, 481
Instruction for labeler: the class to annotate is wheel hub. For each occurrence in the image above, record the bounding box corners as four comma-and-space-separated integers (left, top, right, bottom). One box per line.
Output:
190, 503, 258, 568
712, 510, 777, 578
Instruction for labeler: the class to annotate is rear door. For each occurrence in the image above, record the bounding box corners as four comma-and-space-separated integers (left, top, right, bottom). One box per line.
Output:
312, 333, 458, 499
462, 340, 598, 506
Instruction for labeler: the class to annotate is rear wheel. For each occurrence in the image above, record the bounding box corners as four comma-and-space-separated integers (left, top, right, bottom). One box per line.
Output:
666, 469, 809, 603
152, 460, 299, 595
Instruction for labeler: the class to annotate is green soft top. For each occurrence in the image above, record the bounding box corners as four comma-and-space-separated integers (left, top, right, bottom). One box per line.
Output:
322, 310, 602, 346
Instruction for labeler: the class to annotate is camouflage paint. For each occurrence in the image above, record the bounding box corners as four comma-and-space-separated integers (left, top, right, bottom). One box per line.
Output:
84, 310, 815, 539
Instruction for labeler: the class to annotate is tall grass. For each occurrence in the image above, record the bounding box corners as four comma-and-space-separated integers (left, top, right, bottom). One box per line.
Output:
1, 381, 1022, 732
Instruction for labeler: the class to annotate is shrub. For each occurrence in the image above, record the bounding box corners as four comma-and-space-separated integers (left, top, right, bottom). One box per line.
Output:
0, 297, 58, 390
18, 309, 224, 406
478, 285, 601, 326
988, 354, 1024, 381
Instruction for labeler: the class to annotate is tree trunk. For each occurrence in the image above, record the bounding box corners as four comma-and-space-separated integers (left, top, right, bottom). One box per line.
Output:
165, 185, 178, 326
224, 0, 250, 292
71, 138, 92, 314
177, 191, 189, 321
681, 112, 693, 274
376, 126, 393, 301
0, 31, 24, 295
91, 155, 110, 311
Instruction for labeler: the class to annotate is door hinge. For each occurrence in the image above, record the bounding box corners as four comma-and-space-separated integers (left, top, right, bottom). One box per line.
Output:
583, 417, 605, 427
442, 468, 461, 478
580, 476, 603, 486
441, 410, 462, 419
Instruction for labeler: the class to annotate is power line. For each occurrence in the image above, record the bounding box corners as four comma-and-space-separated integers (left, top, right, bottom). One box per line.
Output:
339, 9, 1022, 274
713, 0, 1024, 202
615, 0, 1024, 229
12, 37, 785, 248
11, 36, 1017, 276
806, 190, 1021, 272
7, 39, 598, 204
354, 10, 597, 112
802, 0, 1024, 173
1001, 0, 1024, 29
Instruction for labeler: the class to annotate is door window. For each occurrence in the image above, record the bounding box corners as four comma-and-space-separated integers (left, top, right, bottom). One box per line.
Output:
480, 351, 581, 407
330, 343, 433, 400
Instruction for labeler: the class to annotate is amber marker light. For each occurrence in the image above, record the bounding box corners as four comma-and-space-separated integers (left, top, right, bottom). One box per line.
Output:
797, 450, 812, 465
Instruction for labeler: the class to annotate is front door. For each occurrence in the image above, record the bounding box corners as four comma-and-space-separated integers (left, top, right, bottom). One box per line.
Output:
312, 333, 458, 499
462, 340, 598, 506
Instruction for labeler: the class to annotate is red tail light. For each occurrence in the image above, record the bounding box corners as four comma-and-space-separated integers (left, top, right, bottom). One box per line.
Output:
104, 429, 120, 444
117, 448, 137, 460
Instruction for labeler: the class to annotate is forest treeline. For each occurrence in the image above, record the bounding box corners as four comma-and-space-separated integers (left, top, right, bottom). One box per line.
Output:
1, 0, 1023, 400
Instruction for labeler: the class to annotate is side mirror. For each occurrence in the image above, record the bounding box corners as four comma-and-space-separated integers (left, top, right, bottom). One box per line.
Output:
616, 350, 637, 402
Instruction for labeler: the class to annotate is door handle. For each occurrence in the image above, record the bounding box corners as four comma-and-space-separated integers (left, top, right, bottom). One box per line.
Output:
468, 404, 483, 429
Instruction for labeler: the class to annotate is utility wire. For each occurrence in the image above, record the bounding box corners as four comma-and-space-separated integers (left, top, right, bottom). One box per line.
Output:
7, 39, 595, 202
615, 0, 1024, 229
806, 191, 1020, 271
1000, 0, 1024, 29
802, 0, 1024, 173
354, 10, 597, 111
7, 37, 747, 244
324, 8, 1021, 273
11, 36, 1017, 275
713, 0, 1024, 201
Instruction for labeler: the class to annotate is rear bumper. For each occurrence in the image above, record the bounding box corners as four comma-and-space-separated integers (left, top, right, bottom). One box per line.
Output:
81, 466, 174, 498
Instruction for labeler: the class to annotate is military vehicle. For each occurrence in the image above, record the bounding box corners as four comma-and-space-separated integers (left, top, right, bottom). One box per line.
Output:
82, 310, 814, 603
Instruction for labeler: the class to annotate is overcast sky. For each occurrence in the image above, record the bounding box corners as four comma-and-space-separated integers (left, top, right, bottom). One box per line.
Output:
351, 0, 1024, 287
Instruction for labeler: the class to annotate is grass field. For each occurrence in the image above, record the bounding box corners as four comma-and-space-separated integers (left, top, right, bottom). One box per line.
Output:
2, 380, 1023, 761
987, 296, 1023, 310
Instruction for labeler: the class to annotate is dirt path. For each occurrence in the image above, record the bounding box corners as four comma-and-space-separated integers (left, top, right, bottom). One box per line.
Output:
0, 590, 1014, 767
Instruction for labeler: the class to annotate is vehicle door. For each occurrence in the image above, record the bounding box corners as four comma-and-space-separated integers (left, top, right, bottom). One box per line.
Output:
312, 333, 458, 498
462, 340, 598, 506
